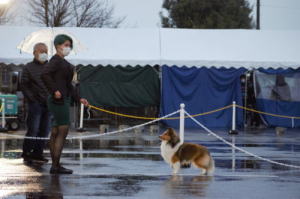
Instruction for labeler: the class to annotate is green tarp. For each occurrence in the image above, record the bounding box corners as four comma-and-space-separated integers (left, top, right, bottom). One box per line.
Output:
79, 65, 160, 108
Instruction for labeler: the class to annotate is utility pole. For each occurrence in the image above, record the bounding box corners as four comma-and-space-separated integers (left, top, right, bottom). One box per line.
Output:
256, 0, 260, 30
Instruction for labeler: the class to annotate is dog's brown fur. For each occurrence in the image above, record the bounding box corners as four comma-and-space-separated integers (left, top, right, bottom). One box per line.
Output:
159, 128, 214, 175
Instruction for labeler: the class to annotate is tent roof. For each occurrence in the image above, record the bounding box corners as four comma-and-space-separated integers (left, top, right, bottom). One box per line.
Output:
0, 26, 299, 69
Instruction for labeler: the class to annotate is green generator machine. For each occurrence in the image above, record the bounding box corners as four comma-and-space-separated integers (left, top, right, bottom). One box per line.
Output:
0, 94, 20, 131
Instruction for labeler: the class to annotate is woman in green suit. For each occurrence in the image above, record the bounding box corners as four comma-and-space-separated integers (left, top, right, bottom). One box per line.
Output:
42, 34, 89, 174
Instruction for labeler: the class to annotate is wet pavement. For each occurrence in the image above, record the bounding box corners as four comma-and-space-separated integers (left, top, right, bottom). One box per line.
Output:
0, 127, 300, 199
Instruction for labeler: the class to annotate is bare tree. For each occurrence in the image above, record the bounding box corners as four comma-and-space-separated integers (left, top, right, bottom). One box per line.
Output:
0, 0, 15, 25
72, 0, 125, 28
28, 0, 73, 27
28, 0, 125, 28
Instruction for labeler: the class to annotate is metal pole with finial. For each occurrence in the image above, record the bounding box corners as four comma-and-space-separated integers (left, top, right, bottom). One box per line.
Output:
229, 101, 238, 135
179, 103, 185, 144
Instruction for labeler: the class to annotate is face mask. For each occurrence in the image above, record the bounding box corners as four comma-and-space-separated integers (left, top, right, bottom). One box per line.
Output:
38, 53, 48, 62
62, 47, 71, 56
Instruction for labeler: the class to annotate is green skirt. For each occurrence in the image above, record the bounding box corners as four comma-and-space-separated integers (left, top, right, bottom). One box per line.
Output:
47, 96, 70, 127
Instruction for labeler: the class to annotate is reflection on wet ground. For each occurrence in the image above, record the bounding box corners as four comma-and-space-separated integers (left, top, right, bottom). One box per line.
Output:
0, 128, 300, 198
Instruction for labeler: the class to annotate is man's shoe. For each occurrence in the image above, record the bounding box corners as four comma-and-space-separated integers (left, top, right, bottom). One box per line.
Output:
32, 156, 49, 163
23, 156, 33, 164
50, 166, 73, 174
25, 155, 48, 164
22, 153, 35, 163
22, 153, 48, 164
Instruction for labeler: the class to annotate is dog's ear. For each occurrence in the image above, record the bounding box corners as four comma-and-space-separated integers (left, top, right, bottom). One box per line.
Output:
168, 128, 177, 137
173, 133, 180, 141
168, 128, 180, 147
167, 128, 175, 135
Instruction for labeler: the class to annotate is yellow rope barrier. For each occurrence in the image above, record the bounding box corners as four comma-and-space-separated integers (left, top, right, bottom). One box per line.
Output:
89, 103, 300, 120
236, 105, 300, 120
183, 104, 233, 118
88, 104, 233, 120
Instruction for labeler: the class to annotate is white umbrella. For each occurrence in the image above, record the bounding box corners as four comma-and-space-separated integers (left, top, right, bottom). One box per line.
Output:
17, 28, 86, 56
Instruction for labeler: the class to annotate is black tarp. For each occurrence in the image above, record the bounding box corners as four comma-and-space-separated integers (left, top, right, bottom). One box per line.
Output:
79, 65, 160, 108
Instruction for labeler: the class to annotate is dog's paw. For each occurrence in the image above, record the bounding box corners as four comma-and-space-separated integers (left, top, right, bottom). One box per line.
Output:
201, 169, 208, 175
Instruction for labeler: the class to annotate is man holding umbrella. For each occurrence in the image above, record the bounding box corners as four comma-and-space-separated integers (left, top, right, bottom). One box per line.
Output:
21, 42, 51, 163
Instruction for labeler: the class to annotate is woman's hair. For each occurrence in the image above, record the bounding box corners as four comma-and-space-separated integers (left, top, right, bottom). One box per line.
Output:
54, 34, 73, 49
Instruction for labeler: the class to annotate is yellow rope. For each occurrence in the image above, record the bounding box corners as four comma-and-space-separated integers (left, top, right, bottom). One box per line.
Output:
88, 104, 233, 120
0, 103, 2, 112
89, 103, 300, 120
184, 104, 233, 118
236, 105, 300, 120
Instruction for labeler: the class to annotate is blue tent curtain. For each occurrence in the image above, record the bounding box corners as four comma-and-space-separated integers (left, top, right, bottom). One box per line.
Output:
160, 66, 246, 128
255, 68, 300, 128
258, 68, 300, 74
256, 99, 300, 127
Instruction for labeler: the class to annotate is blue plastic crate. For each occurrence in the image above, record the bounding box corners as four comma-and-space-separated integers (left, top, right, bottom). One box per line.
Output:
0, 94, 18, 115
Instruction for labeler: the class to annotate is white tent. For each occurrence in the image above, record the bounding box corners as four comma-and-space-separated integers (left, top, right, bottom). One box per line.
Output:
0, 26, 299, 69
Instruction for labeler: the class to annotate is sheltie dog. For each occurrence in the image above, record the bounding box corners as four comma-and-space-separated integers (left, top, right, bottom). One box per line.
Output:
159, 128, 214, 175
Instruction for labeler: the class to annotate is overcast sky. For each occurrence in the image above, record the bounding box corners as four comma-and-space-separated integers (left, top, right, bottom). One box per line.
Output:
111, 0, 300, 30
13, 0, 300, 30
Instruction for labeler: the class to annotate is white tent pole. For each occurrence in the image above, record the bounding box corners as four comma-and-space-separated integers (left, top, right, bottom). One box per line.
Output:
244, 72, 248, 128
158, 27, 162, 66
51, 27, 54, 56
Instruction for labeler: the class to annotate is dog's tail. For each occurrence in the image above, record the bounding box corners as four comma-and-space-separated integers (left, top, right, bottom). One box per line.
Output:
207, 156, 215, 175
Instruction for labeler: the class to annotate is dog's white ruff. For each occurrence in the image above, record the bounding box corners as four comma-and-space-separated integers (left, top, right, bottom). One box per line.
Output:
160, 141, 181, 165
